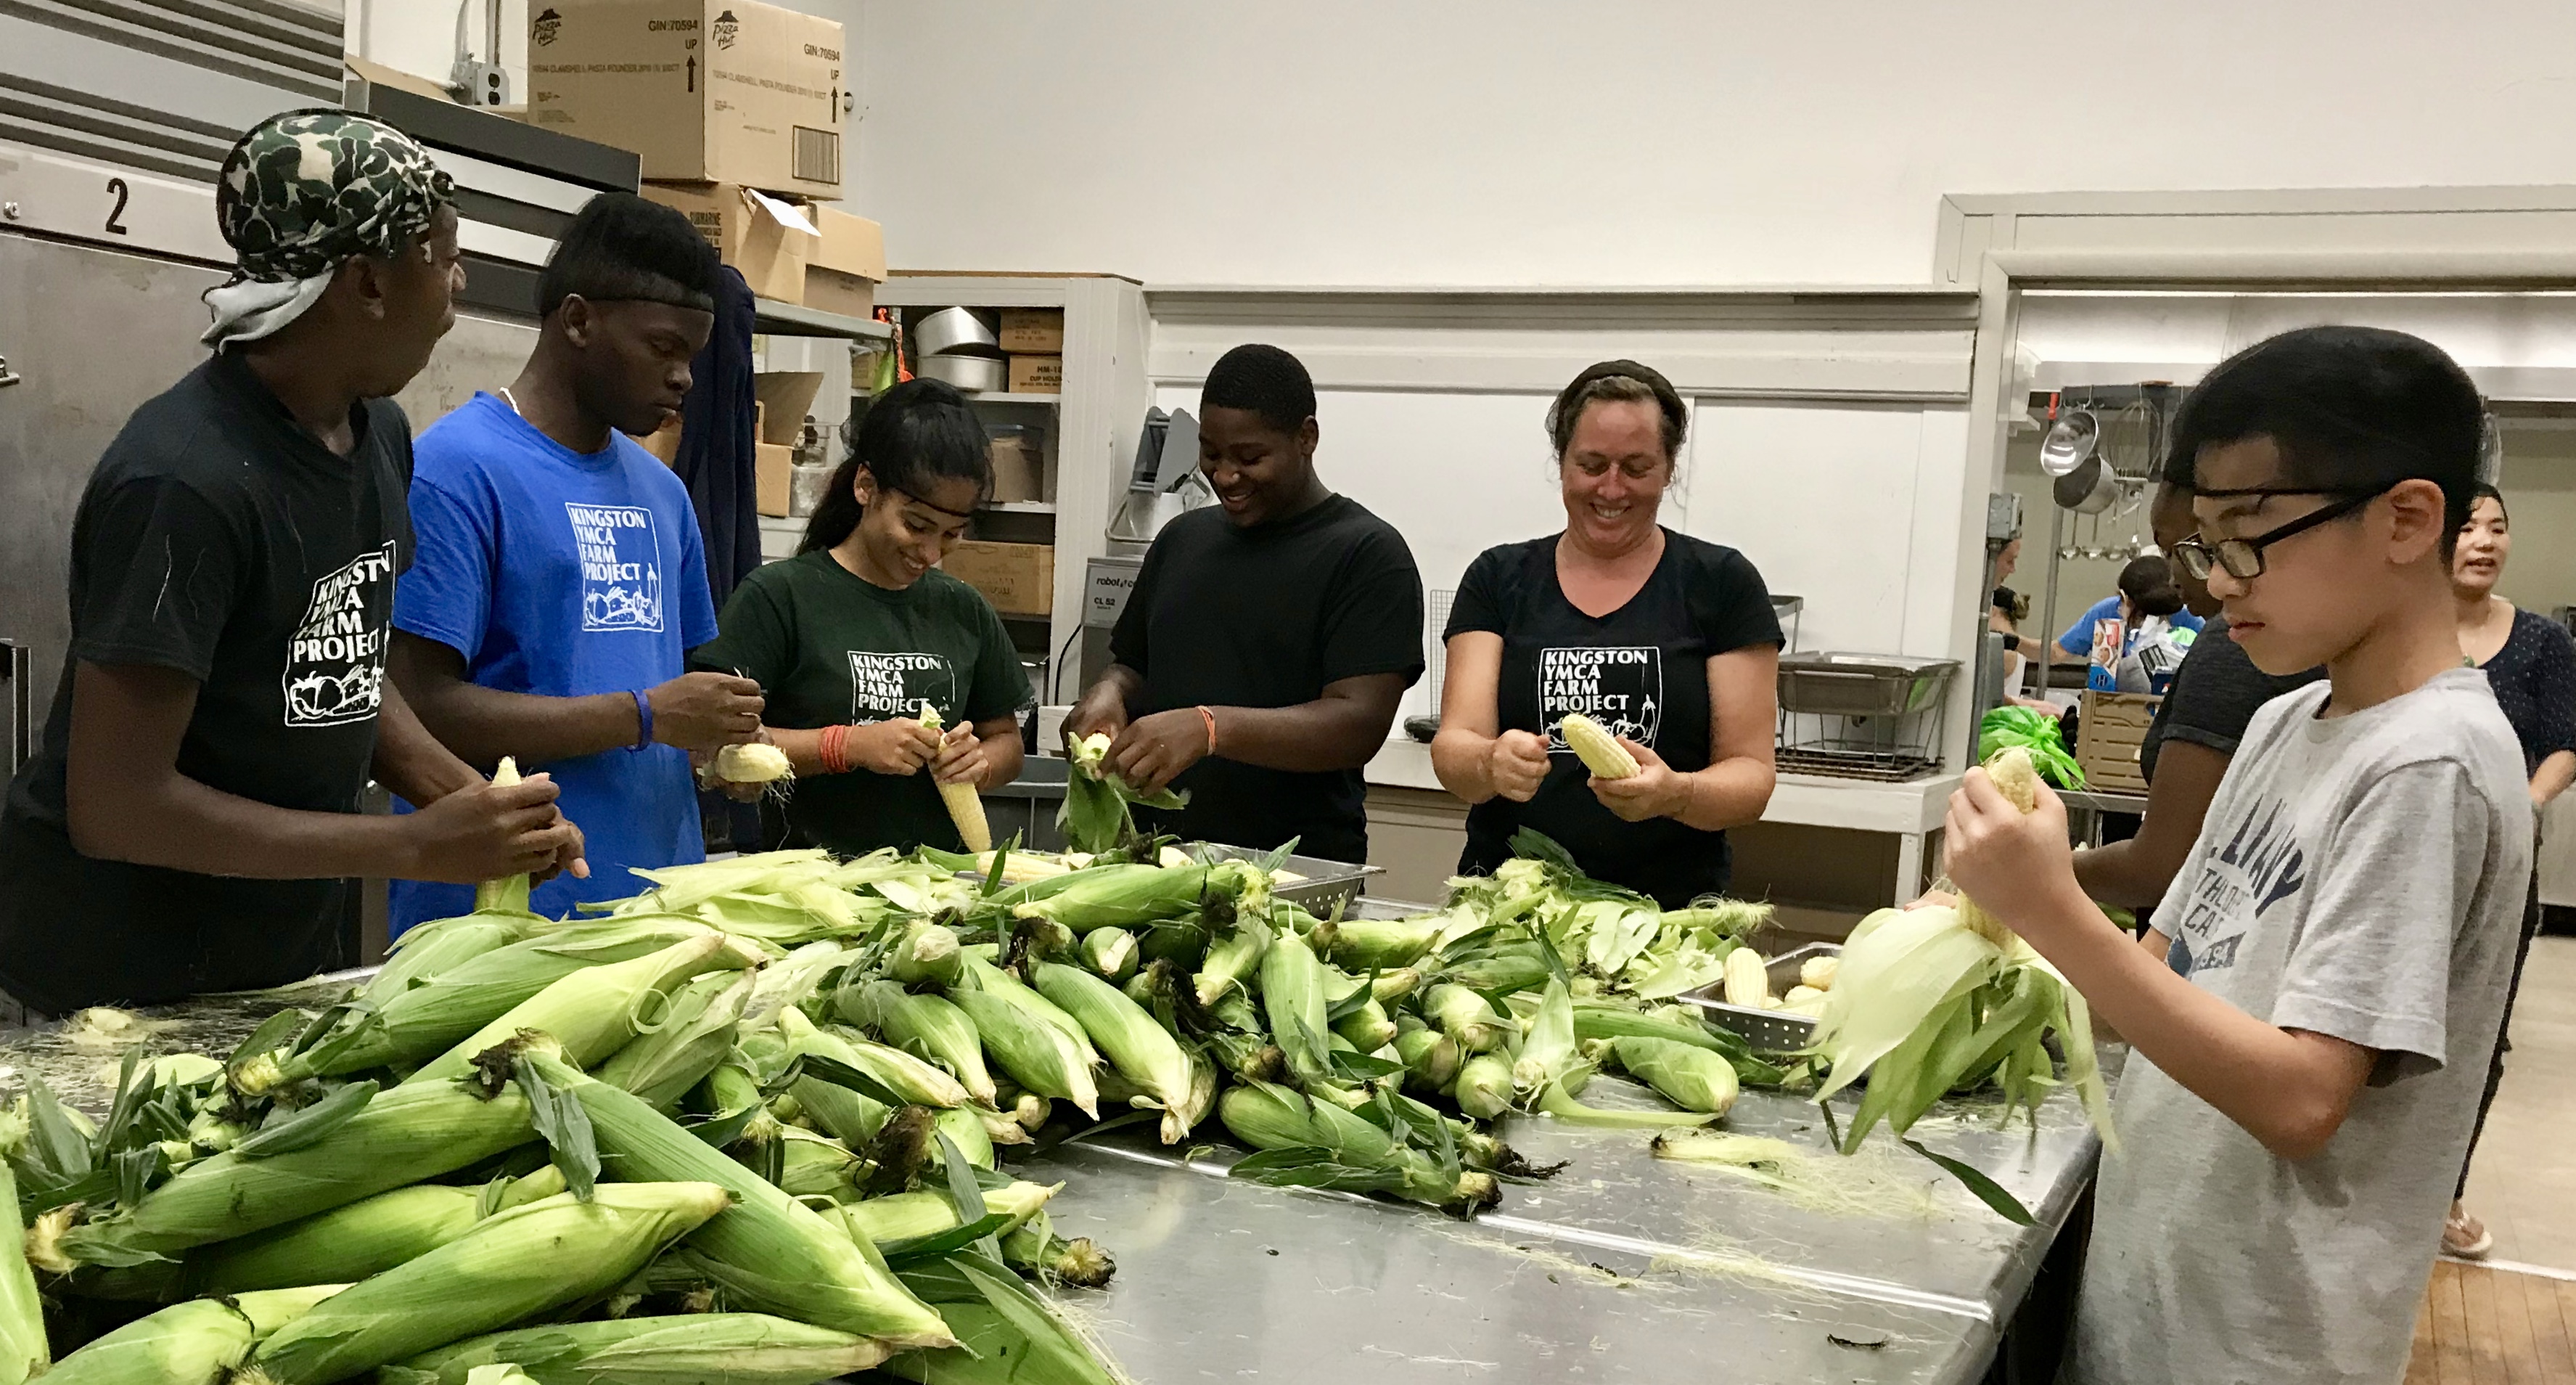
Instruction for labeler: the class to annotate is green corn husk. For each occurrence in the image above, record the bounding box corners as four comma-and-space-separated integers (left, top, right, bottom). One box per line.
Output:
1331, 998, 1398, 1053
1424, 984, 1511, 1054
889, 923, 965, 989
1511, 978, 1577, 1096
948, 965, 1099, 1119
1031, 963, 1192, 1139
1440, 950, 1552, 995
1392, 1023, 1461, 1094
40, 1285, 341, 1385
0, 1116, 46, 1380
932, 1106, 996, 1171
962, 959, 1099, 1065
998, 1214, 1116, 1289
530, 1053, 955, 1349
1189, 920, 1270, 1008
1369, 968, 1424, 1005
1011, 862, 1226, 934
1219, 1082, 1498, 1212
595, 971, 752, 1110
1451, 1053, 1512, 1120
186, 1183, 481, 1295
1609, 1036, 1741, 1115
238, 1182, 730, 1385
406, 933, 755, 1087
779, 1009, 969, 1110
379, 1313, 890, 1385
1078, 927, 1139, 984
776, 1130, 862, 1199
886, 1255, 1117, 1385
1323, 916, 1440, 971
239, 918, 719, 1092
834, 1182, 1059, 1246
843, 982, 998, 1108
63, 1078, 533, 1266
363, 915, 530, 1005
1259, 931, 1332, 1086
1534, 1078, 1715, 1129
789, 1074, 891, 1147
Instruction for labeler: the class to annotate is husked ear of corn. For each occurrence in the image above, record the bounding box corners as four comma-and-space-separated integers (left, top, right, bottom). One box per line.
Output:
1800, 955, 1839, 992
187, 1183, 481, 1296
529, 1053, 955, 1350
843, 981, 997, 1108
1559, 714, 1639, 780
1609, 1036, 1741, 1115
475, 756, 533, 915
39, 1284, 340, 1385
1956, 746, 2042, 947
710, 741, 795, 785
1722, 947, 1771, 1009
379, 1313, 890, 1385
919, 704, 992, 852
1031, 963, 1194, 1140
239, 1182, 731, 1385
63, 1078, 534, 1265
405, 932, 756, 1086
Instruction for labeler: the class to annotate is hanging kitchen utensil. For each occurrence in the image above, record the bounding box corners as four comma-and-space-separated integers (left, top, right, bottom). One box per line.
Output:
2054, 452, 2122, 514
2040, 407, 2100, 478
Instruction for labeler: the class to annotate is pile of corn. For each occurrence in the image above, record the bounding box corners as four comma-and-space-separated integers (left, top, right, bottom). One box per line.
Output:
1, 834, 1784, 1384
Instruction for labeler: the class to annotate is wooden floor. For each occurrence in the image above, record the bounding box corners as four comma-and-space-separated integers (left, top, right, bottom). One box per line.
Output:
2407, 1260, 2576, 1384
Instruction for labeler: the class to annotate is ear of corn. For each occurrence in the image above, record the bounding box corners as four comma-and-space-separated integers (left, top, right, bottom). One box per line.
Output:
1218, 1082, 1496, 1212
594, 971, 753, 1110
779, 1008, 970, 1110
944, 979, 1098, 1120
1800, 955, 1839, 992
844, 981, 998, 1108
530, 1053, 954, 1349
1510, 978, 1578, 1097
710, 741, 795, 785
834, 1182, 1059, 1248
1392, 1023, 1462, 1094
63, 1079, 534, 1265
1423, 983, 1510, 1054
919, 705, 992, 852
1078, 927, 1139, 984
1957, 747, 2040, 947
1609, 1036, 1741, 1115
0, 1114, 46, 1381
1013, 862, 1236, 935
1030, 963, 1193, 1137
239, 1182, 730, 1385
1721, 947, 1771, 1009
1559, 714, 1639, 780
1451, 1053, 1513, 1120
1259, 930, 1333, 1086
789, 1074, 891, 1147
380, 1313, 889, 1385
1190, 920, 1270, 1008
1331, 998, 1398, 1053
887, 923, 964, 988
473, 756, 533, 915
1321, 916, 1440, 971
39, 1285, 340, 1385
406, 932, 758, 1087
364, 915, 530, 1006
186, 1182, 482, 1296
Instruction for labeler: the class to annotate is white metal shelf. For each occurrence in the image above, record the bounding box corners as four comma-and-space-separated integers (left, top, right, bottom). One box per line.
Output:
754, 298, 893, 343
981, 501, 1057, 515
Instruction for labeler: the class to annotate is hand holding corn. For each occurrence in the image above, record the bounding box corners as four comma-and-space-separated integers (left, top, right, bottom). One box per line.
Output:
846, 717, 944, 776
1564, 716, 1688, 823
1940, 750, 2081, 944
1105, 707, 1215, 796
644, 671, 766, 752
404, 770, 584, 886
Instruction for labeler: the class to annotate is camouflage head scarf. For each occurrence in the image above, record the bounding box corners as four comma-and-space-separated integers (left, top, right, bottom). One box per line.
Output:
202, 109, 456, 346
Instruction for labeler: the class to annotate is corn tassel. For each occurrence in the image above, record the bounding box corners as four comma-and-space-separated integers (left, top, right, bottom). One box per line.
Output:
187, 1183, 482, 1296
842, 981, 998, 1108
239, 1182, 731, 1385
63, 1078, 533, 1265
1559, 713, 1639, 779
529, 1052, 956, 1350
406, 932, 757, 1086
40, 1285, 340, 1385
380, 1313, 889, 1385
920, 704, 992, 851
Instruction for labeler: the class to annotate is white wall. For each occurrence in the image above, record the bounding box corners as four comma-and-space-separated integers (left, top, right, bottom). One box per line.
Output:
851, 0, 2576, 287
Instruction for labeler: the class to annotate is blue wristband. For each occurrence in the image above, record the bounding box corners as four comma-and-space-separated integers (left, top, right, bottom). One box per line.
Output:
630, 688, 654, 751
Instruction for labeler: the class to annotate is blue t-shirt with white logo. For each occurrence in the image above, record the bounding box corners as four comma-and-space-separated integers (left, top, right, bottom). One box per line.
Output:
388, 393, 718, 934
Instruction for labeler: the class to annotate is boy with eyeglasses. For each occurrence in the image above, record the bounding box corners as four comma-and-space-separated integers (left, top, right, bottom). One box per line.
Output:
1941, 325, 2529, 1384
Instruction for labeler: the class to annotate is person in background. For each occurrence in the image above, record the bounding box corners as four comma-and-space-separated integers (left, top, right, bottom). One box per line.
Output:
0, 111, 581, 1016
2050, 552, 2207, 679
1943, 325, 2528, 1385
1432, 361, 1782, 907
2441, 482, 2576, 1259
690, 379, 1029, 855
2072, 478, 2323, 910
386, 194, 764, 933
1067, 344, 1424, 863
1990, 533, 2038, 695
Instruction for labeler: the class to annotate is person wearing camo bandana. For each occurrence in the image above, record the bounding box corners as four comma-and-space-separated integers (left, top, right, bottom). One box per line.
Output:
0, 109, 586, 1017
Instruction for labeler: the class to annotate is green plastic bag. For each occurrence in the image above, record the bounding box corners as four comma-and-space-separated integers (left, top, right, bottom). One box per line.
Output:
1977, 707, 2086, 790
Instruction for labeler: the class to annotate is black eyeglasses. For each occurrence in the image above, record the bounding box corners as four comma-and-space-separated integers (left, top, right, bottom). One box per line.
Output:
2170, 489, 2383, 581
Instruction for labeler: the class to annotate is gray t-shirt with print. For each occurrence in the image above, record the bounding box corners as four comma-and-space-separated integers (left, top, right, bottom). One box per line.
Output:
2065, 668, 2531, 1385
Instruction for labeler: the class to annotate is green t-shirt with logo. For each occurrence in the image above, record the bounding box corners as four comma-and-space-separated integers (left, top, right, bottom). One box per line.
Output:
695, 549, 1031, 855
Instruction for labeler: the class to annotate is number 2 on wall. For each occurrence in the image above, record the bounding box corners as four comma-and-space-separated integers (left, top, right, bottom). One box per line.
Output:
103, 178, 129, 236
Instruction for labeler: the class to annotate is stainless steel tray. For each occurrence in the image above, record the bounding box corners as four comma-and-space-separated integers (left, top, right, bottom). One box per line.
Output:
1679, 941, 1839, 1052
1194, 842, 1380, 918
1776, 652, 1958, 718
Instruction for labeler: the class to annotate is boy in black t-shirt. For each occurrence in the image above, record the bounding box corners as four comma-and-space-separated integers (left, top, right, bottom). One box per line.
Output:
0, 112, 582, 1016
1067, 345, 1424, 862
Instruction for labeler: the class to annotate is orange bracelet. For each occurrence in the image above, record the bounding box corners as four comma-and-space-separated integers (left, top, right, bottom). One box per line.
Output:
1197, 706, 1220, 756
820, 723, 850, 775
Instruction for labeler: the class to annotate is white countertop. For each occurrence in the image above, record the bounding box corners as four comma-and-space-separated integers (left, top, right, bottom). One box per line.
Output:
1364, 738, 1958, 836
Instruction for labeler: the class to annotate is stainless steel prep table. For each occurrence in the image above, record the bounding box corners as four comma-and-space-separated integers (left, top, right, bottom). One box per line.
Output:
0, 921, 2102, 1384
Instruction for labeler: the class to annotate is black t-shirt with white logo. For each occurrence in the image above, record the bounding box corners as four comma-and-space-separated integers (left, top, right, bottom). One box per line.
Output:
1446, 531, 1781, 907
1109, 495, 1425, 864
0, 349, 413, 1013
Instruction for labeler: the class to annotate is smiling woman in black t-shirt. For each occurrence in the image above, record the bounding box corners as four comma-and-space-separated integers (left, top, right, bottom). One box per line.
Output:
1432, 361, 1783, 907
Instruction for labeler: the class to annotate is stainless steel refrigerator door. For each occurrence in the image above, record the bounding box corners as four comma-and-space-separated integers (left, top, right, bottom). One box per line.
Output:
0, 232, 226, 759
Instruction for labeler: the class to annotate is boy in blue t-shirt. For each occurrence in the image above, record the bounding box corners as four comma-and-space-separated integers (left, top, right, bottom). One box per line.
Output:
386, 194, 766, 933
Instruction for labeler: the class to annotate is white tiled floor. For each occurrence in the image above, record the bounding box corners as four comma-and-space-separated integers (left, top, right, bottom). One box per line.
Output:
2461, 936, 2576, 1273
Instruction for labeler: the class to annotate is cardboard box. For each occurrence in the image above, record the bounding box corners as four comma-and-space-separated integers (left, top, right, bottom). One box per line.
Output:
803, 205, 885, 316
528, 0, 846, 200
755, 441, 795, 518
641, 181, 813, 301
940, 541, 1054, 616
988, 427, 1043, 504
2075, 691, 2160, 794
1008, 354, 1062, 394
997, 309, 1064, 354
753, 371, 824, 445
636, 417, 684, 466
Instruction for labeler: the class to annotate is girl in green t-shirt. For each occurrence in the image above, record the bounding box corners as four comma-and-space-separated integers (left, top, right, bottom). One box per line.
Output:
695, 378, 1031, 855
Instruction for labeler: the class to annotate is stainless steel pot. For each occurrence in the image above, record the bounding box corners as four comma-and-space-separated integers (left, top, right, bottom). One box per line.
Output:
920, 354, 1005, 393
2053, 454, 2122, 514
912, 306, 1000, 358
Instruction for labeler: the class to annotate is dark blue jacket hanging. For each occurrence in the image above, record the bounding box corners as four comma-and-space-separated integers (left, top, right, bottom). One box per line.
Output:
673, 265, 760, 610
